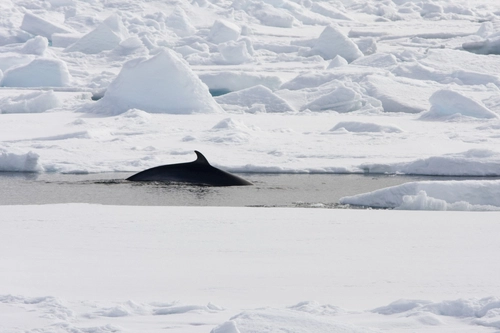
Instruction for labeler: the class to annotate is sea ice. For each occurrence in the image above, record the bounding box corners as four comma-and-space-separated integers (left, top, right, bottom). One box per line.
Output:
81, 49, 222, 115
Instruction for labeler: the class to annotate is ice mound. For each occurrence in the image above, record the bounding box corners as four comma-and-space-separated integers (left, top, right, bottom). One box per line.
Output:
360, 149, 500, 176
199, 71, 282, 94
462, 21, 500, 54
211, 307, 373, 333
288, 301, 344, 316
212, 118, 250, 131
327, 55, 348, 68
253, 4, 295, 28
65, 14, 129, 54
363, 75, 430, 114
206, 117, 253, 144
218, 40, 252, 64
352, 53, 397, 68
83, 49, 222, 115
421, 89, 498, 120
310, 2, 353, 21
0, 90, 60, 113
301, 86, 362, 112
166, 6, 196, 37
396, 191, 500, 211
0, 55, 35, 73
1, 58, 71, 87
340, 179, 500, 210
373, 299, 433, 315
208, 19, 240, 44
330, 121, 403, 133
0, 150, 43, 172
215, 85, 294, 113
462, 37, 500, 55
20, 36, 49, 55
373, 297, 500, 326
20, 12, 72, 40
310, 25, 363, 62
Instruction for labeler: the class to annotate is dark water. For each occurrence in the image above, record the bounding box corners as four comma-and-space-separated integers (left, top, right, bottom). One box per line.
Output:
0, 172, 480, 208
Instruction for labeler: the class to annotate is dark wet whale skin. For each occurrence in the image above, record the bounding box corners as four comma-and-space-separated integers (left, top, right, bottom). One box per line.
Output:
126, 151, 253, 186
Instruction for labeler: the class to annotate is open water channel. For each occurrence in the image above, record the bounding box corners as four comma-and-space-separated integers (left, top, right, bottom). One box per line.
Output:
0, 172, 483, 208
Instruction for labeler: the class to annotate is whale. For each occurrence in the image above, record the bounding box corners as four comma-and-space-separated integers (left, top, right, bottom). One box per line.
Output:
126, 150, 252, 186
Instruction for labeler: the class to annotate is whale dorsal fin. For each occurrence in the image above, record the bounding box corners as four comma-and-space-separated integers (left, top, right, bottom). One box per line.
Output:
194, 151, 210, 165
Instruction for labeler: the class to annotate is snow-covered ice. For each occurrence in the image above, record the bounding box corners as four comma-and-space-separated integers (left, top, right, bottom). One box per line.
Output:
2, 0, 500, 331
2, 204, 500, 332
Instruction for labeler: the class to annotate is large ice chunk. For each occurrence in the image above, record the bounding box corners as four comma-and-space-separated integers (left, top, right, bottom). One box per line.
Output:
65, 14, 128, 54
166, 6, 196, 37
208, 19, 240, 44
215, 85, 294, 113
20, 13, 72, 40
1, 58, 71, 87
310, 25, 363, 62
421, 89, 498, 120
0, 90, 61, 113
83, 49, 222, 115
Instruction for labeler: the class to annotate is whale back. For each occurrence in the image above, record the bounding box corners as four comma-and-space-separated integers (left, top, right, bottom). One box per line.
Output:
126, 151, 252, 186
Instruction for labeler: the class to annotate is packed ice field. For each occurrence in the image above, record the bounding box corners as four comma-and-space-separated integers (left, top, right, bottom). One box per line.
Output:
2, 0, 500, 332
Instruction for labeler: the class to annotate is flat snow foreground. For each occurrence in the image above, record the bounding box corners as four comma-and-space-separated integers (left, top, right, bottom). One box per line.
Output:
1, 204, 500, 333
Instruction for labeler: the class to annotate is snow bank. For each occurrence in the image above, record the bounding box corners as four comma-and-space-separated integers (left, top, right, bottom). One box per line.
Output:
82, 49, 221, 115
340, 179, 500, 210
20, 12, 72, 40
0, 150, 42, 172
421, 89, 498, 120
65, 14, 129, 54
330, 121, 403, 133
215, 85, 294, 113
373, 297, 500, 328
310, 25, 363, 62
0, 90, 60, 113
1, 58, 71, 87
211, 307, 373, 333
360, 149, 500, 176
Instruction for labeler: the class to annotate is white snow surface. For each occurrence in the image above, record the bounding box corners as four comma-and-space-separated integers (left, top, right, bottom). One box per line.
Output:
2, 0, 500, 331
1, 204, 500, 333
